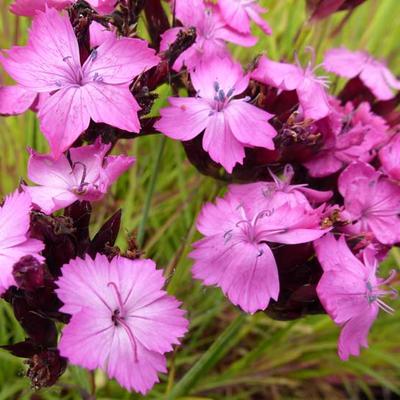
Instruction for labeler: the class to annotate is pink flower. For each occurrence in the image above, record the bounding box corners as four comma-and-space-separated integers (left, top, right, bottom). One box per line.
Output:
190, 189, 327, 314
324, 48, 400, 101
304, 100, 388, 177
25, 140, 134, 214
315, 234, 396, 360
338, 161, 400, 244
155, 57, 277, 172
379, 133, 400, 181
251, 54, 331, 121
0, 190, 44, 295
56, 254, 188, 394
160, 0, 257, 71
10, 0, 115, 16
218, 0, 272, 35
2, 8, 159, 157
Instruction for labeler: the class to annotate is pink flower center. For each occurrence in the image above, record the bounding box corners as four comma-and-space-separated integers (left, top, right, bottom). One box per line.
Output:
212, 81, 235, 112
108, 282, 139, 362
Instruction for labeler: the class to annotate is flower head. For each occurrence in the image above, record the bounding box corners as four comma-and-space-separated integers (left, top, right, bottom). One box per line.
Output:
304, 100, 388, 177
218, 0, 272, 35
161, 0, 257, 71
0, 190, 44, 294
155, 57, 277, 172
2, 8, 159, 157
315, 234, 396, 360
191, 186, 328, 314
252, 53, 331, 121
25, 140, 135, 214
338, 161, 400, 244
56, 254, 188, 394
324, 48, 400, 100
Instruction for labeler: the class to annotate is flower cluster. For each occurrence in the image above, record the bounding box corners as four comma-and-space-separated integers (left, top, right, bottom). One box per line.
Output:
0, 0, 399, 395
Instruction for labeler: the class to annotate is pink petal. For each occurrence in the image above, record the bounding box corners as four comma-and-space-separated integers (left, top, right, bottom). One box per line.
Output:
379, 134, 400, 180
38, 86, 91, 157
155, 97, 211, 140
338, 161, 376, 197
102, 155, 135, 184
190, 56, 249, 98
246, 4, 272, 35
191, 236, 279, 313
323, 48, 366, 79
360, 64, 397, 101
10, 0, 71, 17
218, 0, 251, 34
224, 100, 276, 149
0, 190, 44, 294
196, 195, 240, 236
2, 9, 81, 92
338, 306, 378, 360
82, 36, 159, 85
0, 86, 37, 115
82, 83, 141, 133
202, 112, 245, 173
251, 56, 303, 90
296, 76, 330, 120
89, 21, 115, 48
25, 185, 77, 214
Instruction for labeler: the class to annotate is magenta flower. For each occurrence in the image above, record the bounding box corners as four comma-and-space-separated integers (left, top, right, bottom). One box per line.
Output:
56, 254, 188, 394
304, 100, 388, 177
324, 48, 400, 100
10, 0, 115, 17
25, 140, 134, 214
0, 190, 44, 295
2, 8, 159, 157
338, 161, 400, 244
251, 54, 331, 121
190, 189, 327, 314
155, 57, 277, 172
160, 0, 257, 71
218, 0, 272, 35
379, 134, 400, 181
315, 234, 396, 360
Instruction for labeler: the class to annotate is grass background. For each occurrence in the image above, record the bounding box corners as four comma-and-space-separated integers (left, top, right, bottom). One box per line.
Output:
1, 0, 400, 398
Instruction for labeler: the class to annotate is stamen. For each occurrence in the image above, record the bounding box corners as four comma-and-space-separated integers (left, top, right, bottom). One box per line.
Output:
117, 317, 139, 362
379, 269, 397, 286
71, 161, 88, 188
107, 282, 125, 312
376, 298, 395, 315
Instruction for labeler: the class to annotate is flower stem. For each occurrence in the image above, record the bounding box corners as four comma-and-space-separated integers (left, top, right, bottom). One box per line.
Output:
137, 136, 167, 247
167, 313, 247, 399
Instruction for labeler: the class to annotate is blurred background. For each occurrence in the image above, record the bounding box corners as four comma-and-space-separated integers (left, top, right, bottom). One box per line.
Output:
1, 0, 400, 398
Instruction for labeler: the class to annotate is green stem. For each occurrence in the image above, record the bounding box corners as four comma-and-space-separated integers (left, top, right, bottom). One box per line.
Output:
137, 136, 166, 247
167, 314, 247, 399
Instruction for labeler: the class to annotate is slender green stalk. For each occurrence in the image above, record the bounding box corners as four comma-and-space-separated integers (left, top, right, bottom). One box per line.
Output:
167, 314, 247, 399
137, 136, 167, 247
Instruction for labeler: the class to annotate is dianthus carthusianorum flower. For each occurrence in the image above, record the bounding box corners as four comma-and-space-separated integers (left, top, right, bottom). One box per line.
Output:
56, 254, 188, 394
2, 8, 159, 157
191, 182, 328, 314
315, 234, 397, 360
156, 57, 277, 172
25, 140, 135, 214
